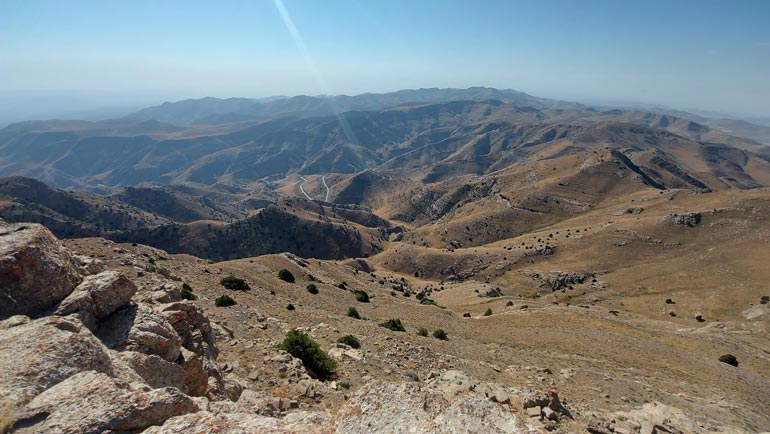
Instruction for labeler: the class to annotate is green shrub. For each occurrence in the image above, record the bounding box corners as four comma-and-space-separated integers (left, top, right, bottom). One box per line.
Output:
215, 294, 236, 307
346, 306, 361, 319
181, 283, 196, 301
417, 327, 428, 336
718, 354, 739, 367
433, 329, 448, 340
505, 301, 513, 307
761, 296, 769, 305
278, 269, 295, 283
483, 308, 493, 316
286, 303, 295, 310
379, 318, 405, 332
337, 335, 361, 349
338, 379, 351, 389
462, 312, 471, 318
220, 275, 250, 291
306, 283, 318, 294
353, 290, 370, 303
279, 329, 337, 380
420, 298, 437, 306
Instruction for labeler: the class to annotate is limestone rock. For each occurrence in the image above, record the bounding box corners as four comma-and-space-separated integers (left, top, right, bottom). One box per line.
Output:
0, 315, 118, 432
0, 223, 83, 320
9, 371, 199, 434
143, 410, 330, 434
332, 381, 538, 434
54, 271, 137, 325
117, 348, 208, 397
96, 303, 182, 362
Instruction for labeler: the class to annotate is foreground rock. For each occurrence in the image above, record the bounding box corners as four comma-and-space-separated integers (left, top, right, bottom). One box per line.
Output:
0, 315, 123, 432
0, 223, 83, 320
9, 371, 199, 434
332, 380, 540, 434
54, 270, 137, 327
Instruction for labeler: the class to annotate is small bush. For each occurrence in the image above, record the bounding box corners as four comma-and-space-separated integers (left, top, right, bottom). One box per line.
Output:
278, 269, 295, 283
761, 296, 769, 305
417, 327, 428, 336
286, 303, 295, 311
337, 335, 361, 349
718, 354, 739, 367
379, 318, 405, 332
695, 314, 705, 322
354, 290, 370, 303
306, 283, 318, 294
158, 268, 172, 278
483, 308, 493, 316
181, 283, 196, 301
279, 329, 337, 380
420, 298, 437, 306
337, 282, 348, 289
505, 301, 514, 307
462, 312, 471, 318
346, 306, 361, 319
665, 298, 675, 304
215, 294, 236, 307
433, 329, 448, 340
220, 275, 250, 291
520, 305, 529, 310
338, 379, 351, 389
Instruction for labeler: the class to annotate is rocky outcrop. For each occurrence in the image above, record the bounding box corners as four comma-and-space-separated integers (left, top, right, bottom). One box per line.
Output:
332, 380, 539, 434
54, 271, 137, 327
521, 270, 586, 291
96, 303, 182, 362
670, 212, 701, 227
0, 224, 83, 320
9, 371, 200, 434
0, 315, 121, 432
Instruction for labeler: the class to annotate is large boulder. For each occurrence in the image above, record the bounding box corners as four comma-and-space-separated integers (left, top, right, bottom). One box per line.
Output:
332, 381, 538, 434
117, 348, 209, 397
54, 271, 137, 326
143, 410, 329, 434
96, 303, 182, 362
9, 371, 200, 434
0, 315, 119, 432
0, 224, 83, 320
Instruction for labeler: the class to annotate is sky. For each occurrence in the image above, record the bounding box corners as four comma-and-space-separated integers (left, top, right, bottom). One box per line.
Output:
1, 0, 770, 123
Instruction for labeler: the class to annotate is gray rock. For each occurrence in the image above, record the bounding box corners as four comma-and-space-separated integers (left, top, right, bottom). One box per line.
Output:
54, 271, 137, 326
10, 371, 199, 434
96, 303, 182, 362
0, 223, 83, 320
0, 315, 119, 432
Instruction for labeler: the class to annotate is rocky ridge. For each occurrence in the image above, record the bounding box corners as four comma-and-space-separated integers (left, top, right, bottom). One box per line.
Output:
0, 219, 756, 433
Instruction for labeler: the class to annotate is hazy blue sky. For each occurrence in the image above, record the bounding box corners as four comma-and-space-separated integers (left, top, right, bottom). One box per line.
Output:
1, 0, 770, 120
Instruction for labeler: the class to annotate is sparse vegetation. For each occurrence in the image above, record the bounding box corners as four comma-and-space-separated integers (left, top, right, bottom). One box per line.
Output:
306, 283, 318, 294
483, 308, 493, 316
220, 275, 250, 291
337, 335, 361, 349
505, 301, 513, 307
286, 303, 295, 310
346, 306, 361, 319
338, 379, 351, 389
761, 296, 769, 305
665, 298, 675, 304
417, 327, 428, 336
432, 329, 448, 340
695, 314, 705, 322
462, 312, 471, 318
278, 269, 295, 283
719, 354, 739, 367
379, 318, 405, 332
181, 283, 196, 300
353, 290, 370, 303
279, 329, 337, 380
215, 294, 236, 307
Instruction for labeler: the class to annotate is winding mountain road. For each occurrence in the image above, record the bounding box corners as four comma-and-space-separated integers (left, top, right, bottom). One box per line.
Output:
298, 176, 312, 200
298, 175, 331, 201
321, 175, 330, 201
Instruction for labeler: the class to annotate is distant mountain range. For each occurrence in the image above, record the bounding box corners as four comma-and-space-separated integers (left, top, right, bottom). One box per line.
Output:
1, 87, 768, 194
